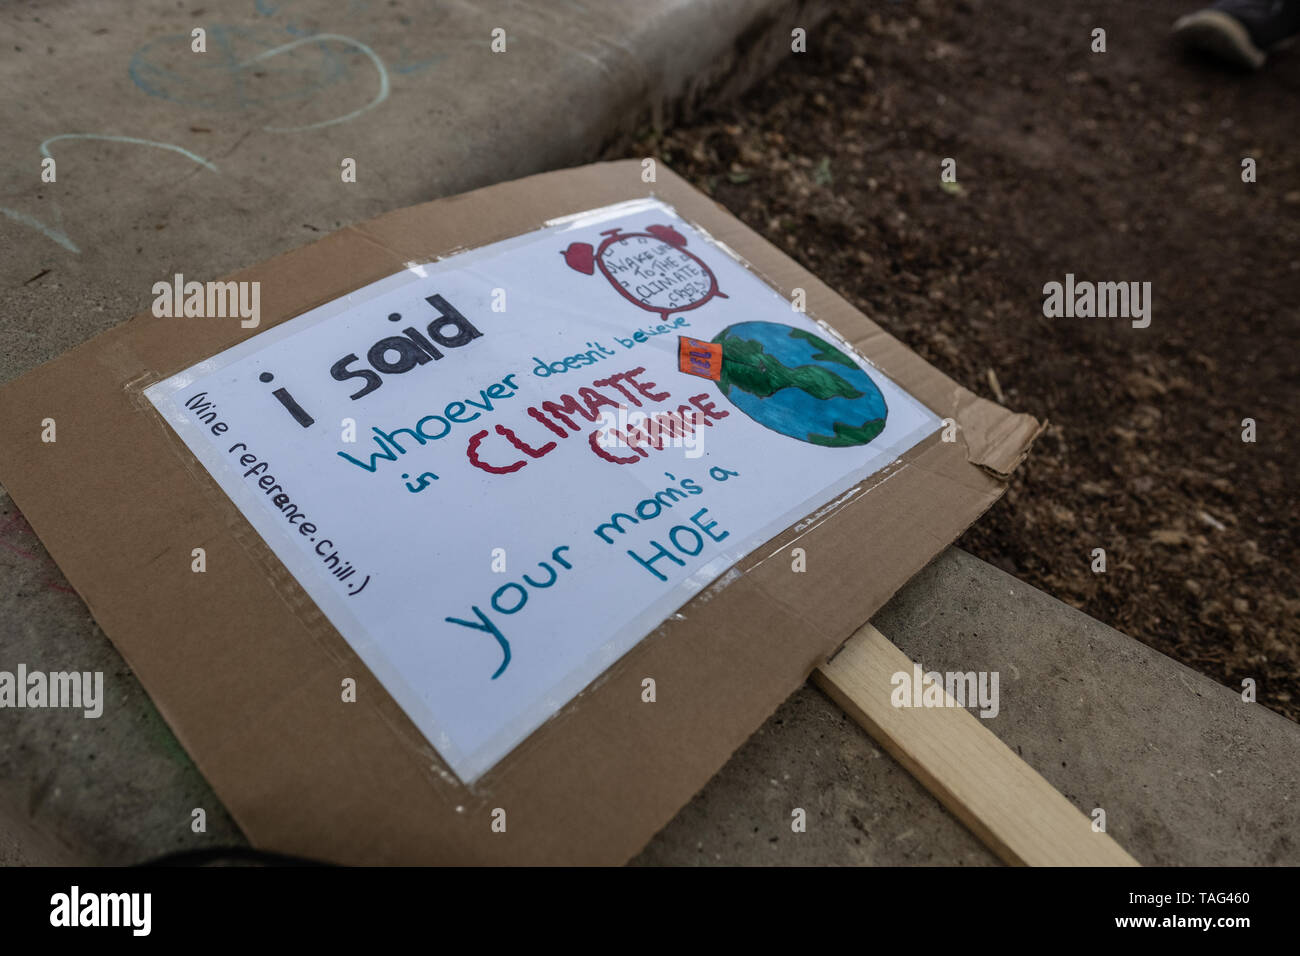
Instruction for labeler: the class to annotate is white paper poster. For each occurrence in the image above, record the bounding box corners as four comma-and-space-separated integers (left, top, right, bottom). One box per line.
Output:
146, 199, 940, 782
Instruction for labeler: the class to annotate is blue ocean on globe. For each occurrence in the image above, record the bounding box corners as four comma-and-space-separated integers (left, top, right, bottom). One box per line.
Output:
711, 321, 888, 447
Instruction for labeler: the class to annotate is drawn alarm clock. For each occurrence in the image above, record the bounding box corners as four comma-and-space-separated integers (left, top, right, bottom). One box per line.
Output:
561, 224, 727, 321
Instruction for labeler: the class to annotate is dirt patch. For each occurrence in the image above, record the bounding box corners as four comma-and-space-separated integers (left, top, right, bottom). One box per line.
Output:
609, 0, 1300, 720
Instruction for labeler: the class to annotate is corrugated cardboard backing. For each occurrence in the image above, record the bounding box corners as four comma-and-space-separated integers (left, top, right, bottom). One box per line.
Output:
0, 161, 1040, 864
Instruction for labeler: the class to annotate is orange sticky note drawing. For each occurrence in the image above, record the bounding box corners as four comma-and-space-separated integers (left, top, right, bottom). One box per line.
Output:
678, 336, 722, 381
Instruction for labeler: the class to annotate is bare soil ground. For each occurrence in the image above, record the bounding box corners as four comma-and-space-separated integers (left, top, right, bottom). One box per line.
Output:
611, 0, 1300, 719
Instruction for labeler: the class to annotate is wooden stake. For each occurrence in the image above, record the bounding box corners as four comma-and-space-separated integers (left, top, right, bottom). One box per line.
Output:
813, 623, 1140, 866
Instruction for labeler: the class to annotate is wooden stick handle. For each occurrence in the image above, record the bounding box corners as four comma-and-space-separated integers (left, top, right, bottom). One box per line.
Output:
813, 623, 1139, 866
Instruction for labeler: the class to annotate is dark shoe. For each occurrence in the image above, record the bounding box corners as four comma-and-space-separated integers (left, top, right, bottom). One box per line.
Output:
1174, 0, 1300, 68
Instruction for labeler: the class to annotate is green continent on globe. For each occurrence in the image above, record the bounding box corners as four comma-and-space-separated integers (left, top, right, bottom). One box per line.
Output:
808, 418, 886, 448
714, 333, 865, 401
787, 328, 858, 369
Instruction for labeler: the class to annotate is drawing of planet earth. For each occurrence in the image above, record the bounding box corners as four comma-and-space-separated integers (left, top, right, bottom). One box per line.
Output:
711, 321, 887, 447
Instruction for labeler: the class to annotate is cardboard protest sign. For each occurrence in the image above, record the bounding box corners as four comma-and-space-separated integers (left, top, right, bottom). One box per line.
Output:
144, 198, 940, 783
0, 162, 1039, 863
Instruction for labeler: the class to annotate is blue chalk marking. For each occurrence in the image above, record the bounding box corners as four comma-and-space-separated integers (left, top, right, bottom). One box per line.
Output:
39, 134, 219, 173
129, 25, 347, 111
247, 34, 390, 132
0, 207, 79, 253
3, 135, 217, 255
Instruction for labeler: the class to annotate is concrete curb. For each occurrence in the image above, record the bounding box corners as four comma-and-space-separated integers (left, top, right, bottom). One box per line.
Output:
639, 548, 1300, 865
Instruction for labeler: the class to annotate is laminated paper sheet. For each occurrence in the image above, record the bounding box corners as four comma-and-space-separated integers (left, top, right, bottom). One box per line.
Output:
145, 199, 940, 782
